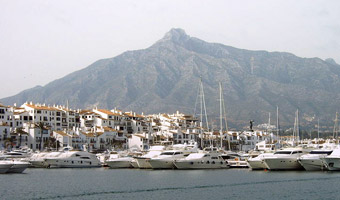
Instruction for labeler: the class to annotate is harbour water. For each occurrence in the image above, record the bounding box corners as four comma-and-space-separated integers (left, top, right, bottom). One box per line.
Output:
1, 168, 340, 200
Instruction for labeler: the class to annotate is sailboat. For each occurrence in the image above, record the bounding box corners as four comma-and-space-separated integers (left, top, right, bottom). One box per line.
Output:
193, 77, 210, 149
174, 82, 230, 169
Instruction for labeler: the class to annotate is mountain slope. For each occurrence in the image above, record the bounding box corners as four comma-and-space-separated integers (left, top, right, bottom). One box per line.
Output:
2, 28, 340, 128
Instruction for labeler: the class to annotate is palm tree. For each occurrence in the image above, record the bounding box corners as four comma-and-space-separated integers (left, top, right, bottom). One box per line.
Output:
13, 127, 27, 148
36, 122, 45, 151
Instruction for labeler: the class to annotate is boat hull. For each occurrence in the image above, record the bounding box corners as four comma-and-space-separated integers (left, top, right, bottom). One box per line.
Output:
298, 158, 325, 171
135, 158, 152, 169
106, 161, 132, 168
264, 158, 303, 170
0, 164, 13, 173
148, 159, 175, 169
7, 163, 31, 173
228, 160, 248, 168
174, 160, 229, 169
30, 160, 49, 168
247, 160, 267, 170
45, 159, 101, 168
322, 158, 340, 171
130, 160, 139, 168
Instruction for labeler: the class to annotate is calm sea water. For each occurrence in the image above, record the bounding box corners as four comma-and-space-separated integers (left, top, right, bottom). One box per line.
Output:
1, 168, 340, 200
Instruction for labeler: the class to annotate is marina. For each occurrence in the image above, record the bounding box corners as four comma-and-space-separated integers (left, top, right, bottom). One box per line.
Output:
1, 167, 340, 200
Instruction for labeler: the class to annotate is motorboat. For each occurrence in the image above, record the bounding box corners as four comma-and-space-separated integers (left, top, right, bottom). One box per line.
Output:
148, 143, 198, 169
247, 153, 274, 170
0, 160, 31, 173
174, 148, 229, 169
0, 147, 33, 160
298, 149, 333, 171
106, 156, 134, 168
135, 145, 166, 169
29, 152, 63, 168
221, 152, 249, 168
321, 148, 340, 171
263, 148, 308, 170
0, 161, 13, 174
7, 160, 31, 173
45, 151, 101, 168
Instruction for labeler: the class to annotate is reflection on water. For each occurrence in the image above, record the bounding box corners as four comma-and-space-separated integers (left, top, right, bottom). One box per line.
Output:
1, 168, 339, 200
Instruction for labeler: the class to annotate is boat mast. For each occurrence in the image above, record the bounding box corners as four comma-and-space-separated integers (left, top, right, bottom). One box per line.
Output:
293, 111, 296, 146
219, 82, 223, 149
200, 78, 204, 148
297, 109, 299, 144
317, 118, 320, 148
268, 112, 271, 142
333, 112, 339, 144
195, 77, 210, 149
276, 106, 280, 145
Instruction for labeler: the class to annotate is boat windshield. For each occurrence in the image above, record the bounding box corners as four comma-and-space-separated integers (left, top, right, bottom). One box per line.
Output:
160, 152, 175, 156
274, 151, 292, 155
310, 151, 332, 155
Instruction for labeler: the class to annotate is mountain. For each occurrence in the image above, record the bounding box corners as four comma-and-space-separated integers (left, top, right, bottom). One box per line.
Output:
2, 28, 340, 129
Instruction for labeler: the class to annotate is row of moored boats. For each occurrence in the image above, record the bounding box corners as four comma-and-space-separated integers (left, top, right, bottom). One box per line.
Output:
3, 142, 340, 173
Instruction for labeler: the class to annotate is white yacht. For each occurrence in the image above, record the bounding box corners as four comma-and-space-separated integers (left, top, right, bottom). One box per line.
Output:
221, 152, 249, 168
0, 160, 31, 173
0, 161, 13, 173
298, 149, 333, 171
45, 151, 101, 168
174, 149, 229, 169
247, 153, 274, 170
7, 160, 31, 173
96, 150, 118, 166
135, 145, 166, 169
106, 156, 134, 168
0, 147, 33, 160
29, 152, 63, 168
148, 143, 198, 169
321, 148, 340, 171
263, 148, 308, 170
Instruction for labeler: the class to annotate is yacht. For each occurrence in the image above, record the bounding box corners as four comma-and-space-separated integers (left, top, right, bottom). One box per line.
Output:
263, 148, 308, 170
321, 148, 340, 171
6, 160, 31, 173
29, 152, 63, 168
0, 147, 33, 160
221, 152, 248, 168
96, 150, 118, 167
0, 160, 31, 173
247, 153, 274, 170
135, 145, 166, 169
0, 161, 13, 173
106, 155, 134, 168
174, 148, 229, 169
45, 151, 101, 168
148, 143, 198, 169
298, 149, 333, 171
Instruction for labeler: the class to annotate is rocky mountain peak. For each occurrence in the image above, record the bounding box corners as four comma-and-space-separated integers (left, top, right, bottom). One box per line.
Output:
160, 28, 190, 44
325, 58, 338, 65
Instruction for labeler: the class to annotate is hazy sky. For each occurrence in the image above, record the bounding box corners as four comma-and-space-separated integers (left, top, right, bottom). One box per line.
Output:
0, 0, 339, 99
